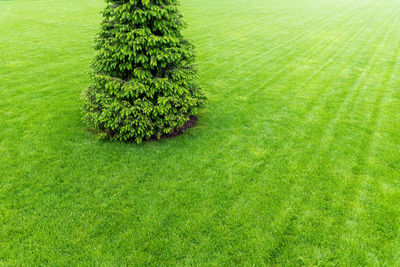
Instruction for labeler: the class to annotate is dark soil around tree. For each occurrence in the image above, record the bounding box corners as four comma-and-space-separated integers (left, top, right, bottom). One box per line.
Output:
157, 115, 198, 140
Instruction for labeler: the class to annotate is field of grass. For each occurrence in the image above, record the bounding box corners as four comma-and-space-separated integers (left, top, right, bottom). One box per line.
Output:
1, 0, 400, 265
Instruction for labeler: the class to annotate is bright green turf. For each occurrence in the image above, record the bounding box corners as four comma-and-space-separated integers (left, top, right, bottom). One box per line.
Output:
1, 0, 400, 265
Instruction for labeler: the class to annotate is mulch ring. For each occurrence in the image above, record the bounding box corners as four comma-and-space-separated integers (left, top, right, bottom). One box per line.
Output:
159, 115, 198, 140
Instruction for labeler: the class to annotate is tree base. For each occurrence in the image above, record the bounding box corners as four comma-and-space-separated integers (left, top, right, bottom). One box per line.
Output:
154, 115, 199, 141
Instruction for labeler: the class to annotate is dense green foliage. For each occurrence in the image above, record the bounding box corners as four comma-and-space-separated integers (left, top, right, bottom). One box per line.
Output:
83, 0, 205, 142
2, 0, 400, 265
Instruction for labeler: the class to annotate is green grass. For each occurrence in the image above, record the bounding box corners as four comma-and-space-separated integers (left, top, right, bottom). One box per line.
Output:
1, 0, 400, 265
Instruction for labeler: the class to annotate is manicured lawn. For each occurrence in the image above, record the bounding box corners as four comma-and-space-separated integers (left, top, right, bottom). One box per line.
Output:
1, 0, 400, 264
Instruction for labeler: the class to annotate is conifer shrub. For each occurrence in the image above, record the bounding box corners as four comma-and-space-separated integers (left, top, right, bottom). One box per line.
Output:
82, 0, 205, 143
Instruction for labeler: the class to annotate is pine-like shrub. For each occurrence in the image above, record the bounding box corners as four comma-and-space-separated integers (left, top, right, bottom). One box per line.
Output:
82, 0, 205, 143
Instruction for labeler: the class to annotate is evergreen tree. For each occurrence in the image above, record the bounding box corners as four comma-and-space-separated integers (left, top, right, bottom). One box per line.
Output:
82, 0, 205, 143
